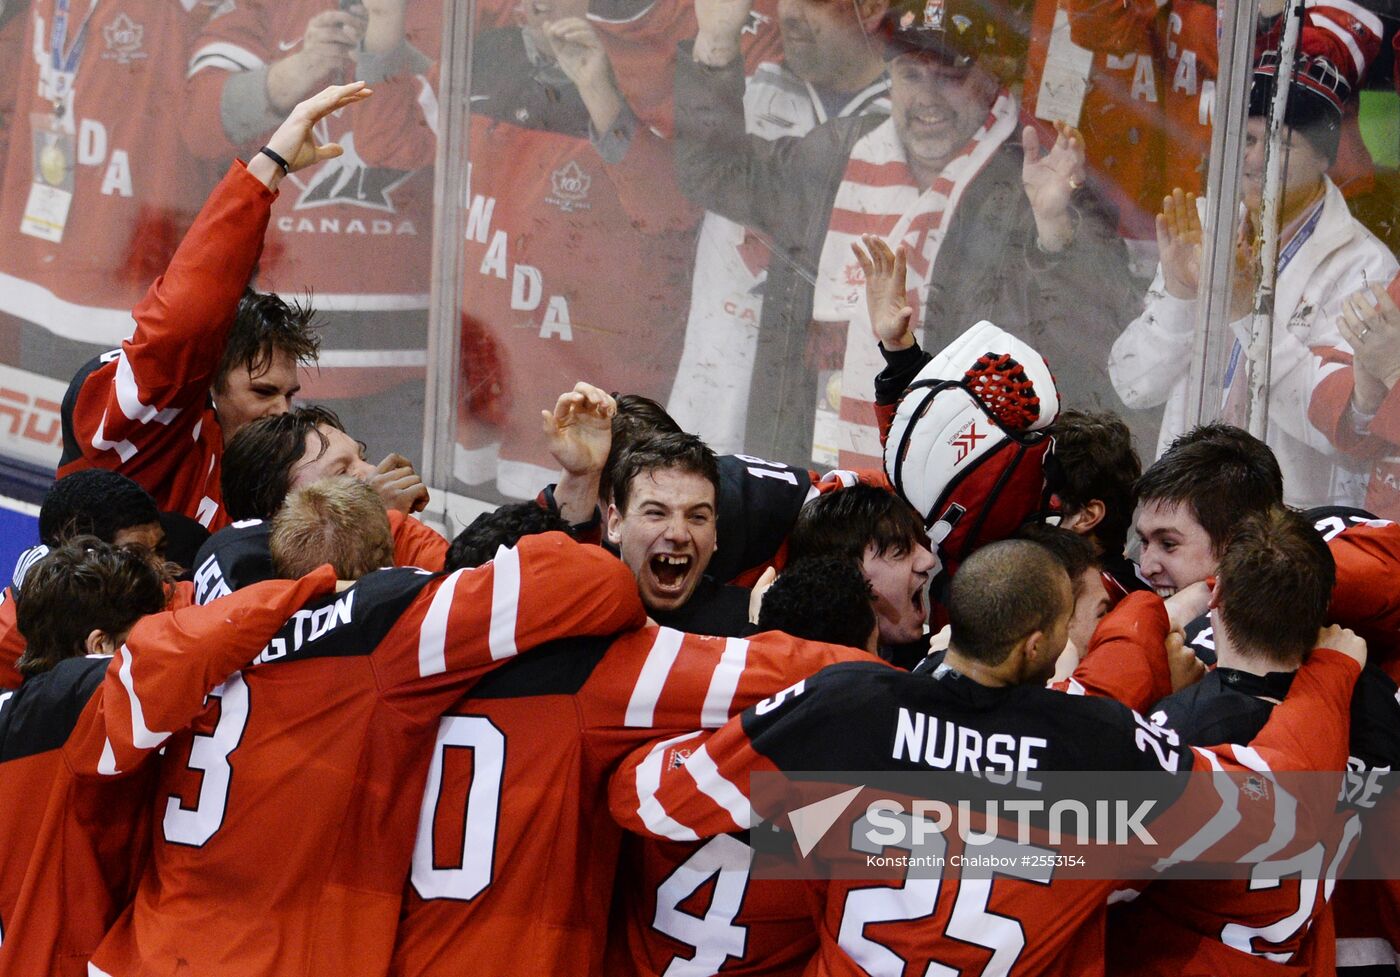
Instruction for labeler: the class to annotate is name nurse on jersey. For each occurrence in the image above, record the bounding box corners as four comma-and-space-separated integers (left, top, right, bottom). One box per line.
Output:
894, 706, 1049, 788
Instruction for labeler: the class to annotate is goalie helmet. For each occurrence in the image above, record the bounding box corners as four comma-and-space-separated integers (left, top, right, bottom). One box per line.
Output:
884, 321, 1060, 574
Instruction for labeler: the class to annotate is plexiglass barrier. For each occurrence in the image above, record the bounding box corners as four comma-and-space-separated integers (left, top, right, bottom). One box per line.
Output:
0, 0, 1396, 526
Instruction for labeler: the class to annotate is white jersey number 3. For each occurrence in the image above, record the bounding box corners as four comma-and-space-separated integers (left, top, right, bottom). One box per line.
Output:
162, 674, 249, 847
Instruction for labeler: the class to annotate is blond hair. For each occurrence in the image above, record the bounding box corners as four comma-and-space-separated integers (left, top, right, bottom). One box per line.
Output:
271, 476, 393, 580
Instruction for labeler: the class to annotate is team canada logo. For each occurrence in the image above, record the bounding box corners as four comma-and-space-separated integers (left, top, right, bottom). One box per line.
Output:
546, 161, 592, 213
293, 132, 410, 214
102, 13, 147, 64
1241, 775, 1270, 802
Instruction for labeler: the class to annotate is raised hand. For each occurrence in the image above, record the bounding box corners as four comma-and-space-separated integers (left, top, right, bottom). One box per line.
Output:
266, 10, 367, 111
852, 234, 916, 351
1156, 188, 1203, 300
545, 18, 613, 92
1338, 284, 1400, 413
362, 0, 408, 55
249, 81, 373, 191
693, 0, 753, 65
1021, 121, 1086, 252
542, 381, 616, 477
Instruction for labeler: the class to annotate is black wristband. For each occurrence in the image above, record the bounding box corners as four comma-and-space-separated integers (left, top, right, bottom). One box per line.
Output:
258, 145, 291, 175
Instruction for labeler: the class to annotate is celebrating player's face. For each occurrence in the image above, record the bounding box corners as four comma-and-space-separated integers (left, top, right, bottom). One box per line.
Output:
1135, 500, 1217, 598
213, 350, 300, 443
288, 424, 378, 491
861, 540, 935, 646
608, 468, 718, 613
1067, 566, 1111, 654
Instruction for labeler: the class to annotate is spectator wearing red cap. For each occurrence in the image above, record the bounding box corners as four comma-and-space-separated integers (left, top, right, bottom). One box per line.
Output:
1109, 50, 1398, 509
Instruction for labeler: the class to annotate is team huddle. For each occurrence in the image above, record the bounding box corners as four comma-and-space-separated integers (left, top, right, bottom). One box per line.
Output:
3, 71, 1400, 977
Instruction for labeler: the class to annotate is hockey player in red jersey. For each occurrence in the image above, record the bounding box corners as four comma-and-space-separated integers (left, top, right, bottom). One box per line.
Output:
57, 82, 374, 532
0, 543, 338, 977
385, 521, 882, 977
611, 539, 1366, 977
85, 477, 645, 977
607, 558, 881, 977
1107, 507, 1400, 976
0, 540, 168, 946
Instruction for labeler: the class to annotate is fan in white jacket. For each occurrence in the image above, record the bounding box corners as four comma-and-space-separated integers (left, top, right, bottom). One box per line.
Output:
1110, 52, 1397, 508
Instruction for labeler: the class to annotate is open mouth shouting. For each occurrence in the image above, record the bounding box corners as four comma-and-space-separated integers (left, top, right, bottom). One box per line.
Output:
644, 551, 697, 609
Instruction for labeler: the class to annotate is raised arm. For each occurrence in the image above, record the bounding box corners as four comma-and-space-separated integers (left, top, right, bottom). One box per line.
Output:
542, 382, 615, 525
63, 568, 338, 776
377, 532, 646, 705
65, 82, 374, 462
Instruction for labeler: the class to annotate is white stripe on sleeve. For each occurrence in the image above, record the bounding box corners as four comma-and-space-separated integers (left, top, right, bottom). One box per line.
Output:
116, 645, 171, 749
114, 353, 179, 425
1152, 749, 1240, 871
701, 638, 750, 727
688, 744, 755, 829
417, 569, 466, 677
91, 411, 138, 463
488, 544, 521, 661
635, 733, 701, 842
625, 628, 685, 727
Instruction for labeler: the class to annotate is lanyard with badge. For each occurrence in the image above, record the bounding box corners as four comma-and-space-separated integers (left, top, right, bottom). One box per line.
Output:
1219, 200, 1326, 423
22, 0, 100, 243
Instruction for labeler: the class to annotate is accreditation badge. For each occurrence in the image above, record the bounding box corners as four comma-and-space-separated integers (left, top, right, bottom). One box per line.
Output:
21, 113, 76, 243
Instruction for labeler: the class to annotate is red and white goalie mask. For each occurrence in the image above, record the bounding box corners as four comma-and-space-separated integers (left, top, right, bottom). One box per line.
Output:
884, 321, 1060, 574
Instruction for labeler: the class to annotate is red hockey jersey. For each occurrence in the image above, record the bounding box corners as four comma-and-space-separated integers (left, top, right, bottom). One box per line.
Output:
182, 0, 437, 311
0, 0, 213, 340
610, 649, 1359, 977
391, 627, 873, 976
87, 533, 644, 977
0, 570, 337, 977
57, 161, 275, 532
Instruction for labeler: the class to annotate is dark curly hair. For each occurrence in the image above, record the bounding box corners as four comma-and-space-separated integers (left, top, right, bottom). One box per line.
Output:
447, 502, 571, 572
757, 558, 877, 652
